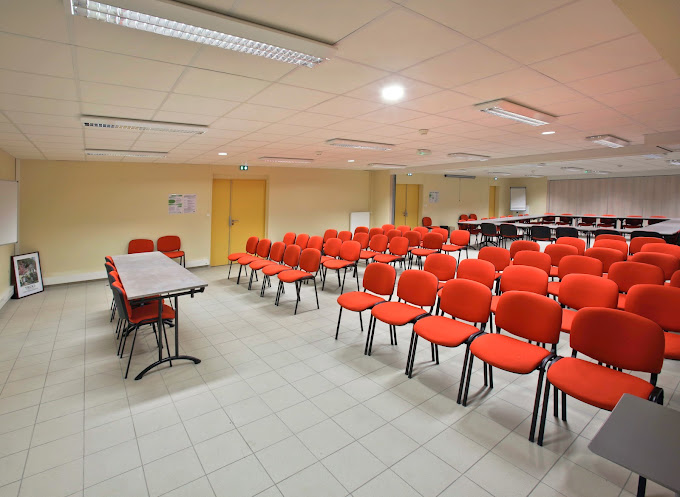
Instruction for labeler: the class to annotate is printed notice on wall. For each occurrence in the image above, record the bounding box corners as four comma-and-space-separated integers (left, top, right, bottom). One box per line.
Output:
168, 194, 183, 214
428, 191, 439, 203
183, 194, 197, 214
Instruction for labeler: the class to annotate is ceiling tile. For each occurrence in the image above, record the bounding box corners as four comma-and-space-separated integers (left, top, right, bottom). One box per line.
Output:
210, 117, 270, 132
596, 79, 680, 108
258, 123, 315, 136
160, 94, 239, 117
0, 1, 69, 43
399, 115, 460, 130
279, 112, 344, 128
398, 91, 477, 114
0, 70, 77, 101
358, 107, 428, 125
3, 113, 81, 128
0, 34, 74, 79
567, 60, 678, 96
280, 59, 387, 94
337, 8, 469, 72
190, 45, 296, 81
482, 0, 637, 64
173, 68, 271, 101
324, 119, 382, 133
306, 96, 383, 118
346, 76, 440, 104
453, 67, 557, 101
152, 111, 217, 126
80, 103, 156, 120
225, 104, 297, 123
80, 82, 167, 109
16, 124, 81, 137
248, 84, 334, 110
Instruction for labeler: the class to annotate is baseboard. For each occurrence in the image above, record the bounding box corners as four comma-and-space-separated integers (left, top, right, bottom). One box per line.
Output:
0, 285, 14, 311
43, 258, 211, 286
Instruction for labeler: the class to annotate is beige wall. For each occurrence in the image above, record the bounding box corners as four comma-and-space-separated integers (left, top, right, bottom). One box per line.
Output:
369, 171, 392, 227
498, 178, 549, 216
18, 160, 369, 283
0, 149, 16, 302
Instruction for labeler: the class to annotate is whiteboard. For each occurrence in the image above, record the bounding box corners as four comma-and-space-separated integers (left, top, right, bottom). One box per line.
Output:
510, 187, 527, 212
0, 181, 17, 245
350, 211, 370, 233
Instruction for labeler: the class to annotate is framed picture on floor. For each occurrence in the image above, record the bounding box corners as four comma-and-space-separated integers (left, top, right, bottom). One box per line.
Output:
11, 251, 44, 299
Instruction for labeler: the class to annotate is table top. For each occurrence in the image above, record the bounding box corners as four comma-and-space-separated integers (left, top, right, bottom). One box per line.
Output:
588, 394, 680, 494
458, 217, 680, 235
112, 252, 208, 300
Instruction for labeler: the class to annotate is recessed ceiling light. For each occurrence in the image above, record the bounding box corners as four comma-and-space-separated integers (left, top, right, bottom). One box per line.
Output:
368, 163, 408, 169
218, 152, 228, 156
69, 0, 333, 67
488, 171, 510, 176
85, 149, 167, 158
258, 156, 313, 163
475, 99, 556, 126
447, 153, 490, 161
326, 138, 394, 151
381, 85, 405, 102
586, 134, 630, 148
407, 173, 413, 176
525, 174, 544, 178
541, 131, 555, 135
561, 166, 584, 172
81, 116, 207, 134
668, 159, 680, 166
347, 159, 355, 163
590, 170, 610, 175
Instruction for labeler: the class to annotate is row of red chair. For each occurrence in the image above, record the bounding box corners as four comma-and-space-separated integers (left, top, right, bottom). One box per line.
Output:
128, 236, 185, 266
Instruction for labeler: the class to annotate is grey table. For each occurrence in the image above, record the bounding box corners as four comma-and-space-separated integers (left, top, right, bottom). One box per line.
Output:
589, 394, 680, 497
112, 252, 208, 380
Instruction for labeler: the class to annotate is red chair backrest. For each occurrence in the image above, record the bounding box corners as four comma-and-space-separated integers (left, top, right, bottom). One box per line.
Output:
593, 239, 628, 258
368, 228, 384, 240
323, 229, 338, 242
469, 214, 477, 220
323, 238, 342, 258
571, 308, 664, 374
495, 291, 562, 344
509, 240, 539, 259
105, 255, 114, 265
626, 284, 680, 332
457, 259, 496, 289
422, 232, 444, 250
157, 236, 180, 252
439, 279, 491, 323
363, 263, 396, 297
641, 243, 680, 260
423, 253, 457, 283
245, 236, 259, 254
307, 235, 323, 251
269, 241, 286, 263
339, 240, 361, 262
557, 255, 603, 279
499, 265, 548, 295
368, 234, 388, 252
629, 237, 665, 255
630, 252, 680, 280
459, 214, 469, 221
388, 236, 409, 256
396, 270, 438, 307
299, 248, 321, 273
354, 226, 369, 235
128, 239, 154, 254
282, 232, 296, 245
544, 244, 578, 267
671, 270, 680, 288
584, 247, 625, 273
448, 230, 470, 246
556, 236, 585, 255
607, 261, 664, 293
255, 239, 271, 258
282, 244, 302, 268
512, 251, 551, 275
404, 231, 422, 249
396, 225, 411, 234
295, 233, 309, 249
595, 234, 625, 243
478, 247, 511, 272
338, 230, 353, 242
559, 274, 619, 311
422, 217, 432, 227
111, 281, 133, 319
386, 229, 401, 241
431, 227, 449, 241
382, 224, 395, 231
413, 226, 429, 238
353, 232, 369, 249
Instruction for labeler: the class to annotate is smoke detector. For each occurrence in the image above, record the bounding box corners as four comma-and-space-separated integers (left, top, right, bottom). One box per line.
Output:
417, 149, 432, 156
418, 129, 429, 135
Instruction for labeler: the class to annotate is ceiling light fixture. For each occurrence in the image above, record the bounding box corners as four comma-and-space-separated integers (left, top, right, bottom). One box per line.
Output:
488, 171, 510, 176
585, 134, 630, 148
326, 138, 394, 151
590, 170, 610, 175
381, 85, 405, 102
541, 131, 555, 135
258, 156, 313, 163
218, 152, 228, 156
81, 116, 207, 134
347, 159, 355, 163
407, 173, 413, 176
85, 149, 167, 158
561, 166, 584, 172
525, 174, 544, 178
668, 159, 680, 166
69, 0, 334, 67
447, 153, 490, 161
475, 99, 556, 126
368, 163, 408, 169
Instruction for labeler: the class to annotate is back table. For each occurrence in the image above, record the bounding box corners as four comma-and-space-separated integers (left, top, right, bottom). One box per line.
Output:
112, 252, 207, 380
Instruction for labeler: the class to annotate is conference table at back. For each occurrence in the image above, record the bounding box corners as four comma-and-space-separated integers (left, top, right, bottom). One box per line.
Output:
112, 251, 208, 380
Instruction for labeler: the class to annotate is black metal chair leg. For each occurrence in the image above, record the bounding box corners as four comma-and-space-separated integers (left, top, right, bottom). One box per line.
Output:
124, 326, 139, 379
313, 278, 319, 310
406, 331, 416, 375
636, 476, 646, 497
408, 333, 419, 378
537, 379, 553, 446
561, 391, 567, 421
335, 308, 343, 339
529, 368, 545, 443
462, 354, 475, 406
457, 346, 471, 404
359, 311, 363, 331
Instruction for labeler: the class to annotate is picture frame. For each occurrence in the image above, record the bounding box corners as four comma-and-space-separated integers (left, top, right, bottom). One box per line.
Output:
11, 252, 44, 299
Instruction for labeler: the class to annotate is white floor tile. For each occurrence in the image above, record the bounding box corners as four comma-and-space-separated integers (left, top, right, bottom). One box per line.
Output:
143, 448, 205, 497
194, 430, 252, 473
255, 436, 316, 483
391, 447, 460, 497
83, 467, 148, 497
466, 452, 539, 497
208, 455, 273, 497
321, 442, 386, 492
277, 462, 347, 497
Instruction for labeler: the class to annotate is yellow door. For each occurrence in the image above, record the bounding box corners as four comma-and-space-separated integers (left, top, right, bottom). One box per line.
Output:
394, 184, 420, 228
395, 184, 407, 227
488, 186, 498, 218
210, 179, 266, 266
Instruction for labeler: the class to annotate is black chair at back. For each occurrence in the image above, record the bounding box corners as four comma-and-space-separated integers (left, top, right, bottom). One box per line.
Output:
530, 225, 553, 242
556, 226, 578, 238
594, 228, 620, 237
480, 222, 500, 247
499, 224, 521, 248
630, 231, 663, 239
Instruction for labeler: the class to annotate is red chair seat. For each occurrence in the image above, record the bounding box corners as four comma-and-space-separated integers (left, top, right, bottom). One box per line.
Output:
373, 254, 402, 264
229, 252, 247, 261
547, 358, 655, 411
371, 302, 428, 326
337, 292, 385, 312
617, 294, 626, 310
278, 270, 313, 283
490, 295, 499, 314
442, 244, 464, 252
163, 250, 184, 259
549, 267, 558, 278
547, 281, 560, 296
411, 248, 437, 257
238, 255, 258, 265
321, 255, 335, 264
250, 259, 277, 270
470, 334, 552, 374
324, 259, 354, 270
561, 309, 575, 333
360, 250, 377, 260
130, 303, 175, 324
262, 264, 292, 276
665, 332, 680, 360
414, 316, 479, 347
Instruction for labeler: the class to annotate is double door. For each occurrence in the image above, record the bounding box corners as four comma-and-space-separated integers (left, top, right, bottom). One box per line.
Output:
394, 184, 421, 228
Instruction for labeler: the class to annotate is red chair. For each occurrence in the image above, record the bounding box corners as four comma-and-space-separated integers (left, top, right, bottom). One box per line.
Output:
157, 236, 185, 266
413, 226, 429, 239
542, 212, 556, 223
648, 215, 667, 225
468, 214, 478, 220
338, 230, 352, 242
593, 238, 628, 258
236, 239, 271, 284
458, 214, 469, 231
373, 236, 409, 267
629, 236, 665, 255
461, 291, 562, 443
442, 230, 471, 259
295, 233, 310, 249
335, 263, 396, 339
509, 240, 539, 259
623, 215, 643, 229
584, 247, 625, 273
360, 234, 388, 264
275, 248, 322, 314
578, 215, 596, 227
670, 270, 680, 288
322, 240, 361, 293
321, 238, 342, 264
382, 224, 395, 232
538, 308, 664, 446
478, 246, 511, 291
385, 229, 401, 242
410, 233, 444, 269
307, 235, 324, 252
422, 217, 432, 227
431, 227, 449, 241
558, 274, 618, 333
631, 252, 680, 281
626, 284, 680, 362
353, 232, 369, 251
490, 265, 548, 332
366, 270, 438, 355
512, 251, 551, 275
261, 245, 301, 297
128, 238, 154, 254
547, 255, 603, 298
555, 236, 585, 256
354, 226, 369, 235
368, 227, 383, 240
556, 214, 573, 226
608, 261, 664, 309
282, 232, 296, 245
456, 259, 496, 290
595, 234, 626, 244
228, 236, 258, 278
407, 279, 491, 378
323, 229, 338, 242
641, 243, 680, 260
423, 253, 457, 291
248, 241, 286, 290
396, 225, 411, 234
597, 214, 617, 228
544, 244, 578, 278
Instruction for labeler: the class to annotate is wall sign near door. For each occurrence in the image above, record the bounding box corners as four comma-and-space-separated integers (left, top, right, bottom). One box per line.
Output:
11, 252, 44, 299
168, 194, 197, 214
429, 191, 439, 203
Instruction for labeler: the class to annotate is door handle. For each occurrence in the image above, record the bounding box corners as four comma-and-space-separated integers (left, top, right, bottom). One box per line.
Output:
231, 218, 239, 226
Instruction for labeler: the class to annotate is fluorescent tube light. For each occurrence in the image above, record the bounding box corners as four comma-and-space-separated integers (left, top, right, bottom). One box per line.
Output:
327, 139, 394, 151
590, 170, 610, 175
488, 171, 510, 176
474, 99, 556, 126
447, 153, 490, 161
561, 166, 584, 172
541, 131, 555, 135
585, 135, 629, 148
444, 174, 476, 179
258, 157, 313, 164
85, 149, 167, 157
668, 159, 680, 166
524, 174, 544, 178
368, 163, 407, 169
81, 116, 207, 134
70, 0, 333, 67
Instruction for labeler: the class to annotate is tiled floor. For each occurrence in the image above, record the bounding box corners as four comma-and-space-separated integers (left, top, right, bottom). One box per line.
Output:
0, 248, 678, 497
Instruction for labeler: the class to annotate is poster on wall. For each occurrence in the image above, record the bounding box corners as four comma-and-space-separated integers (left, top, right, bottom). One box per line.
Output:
168, 194, 183, 214
11, 252, 44, 299
428, 191, 439, 203
182, 194, 197, 214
